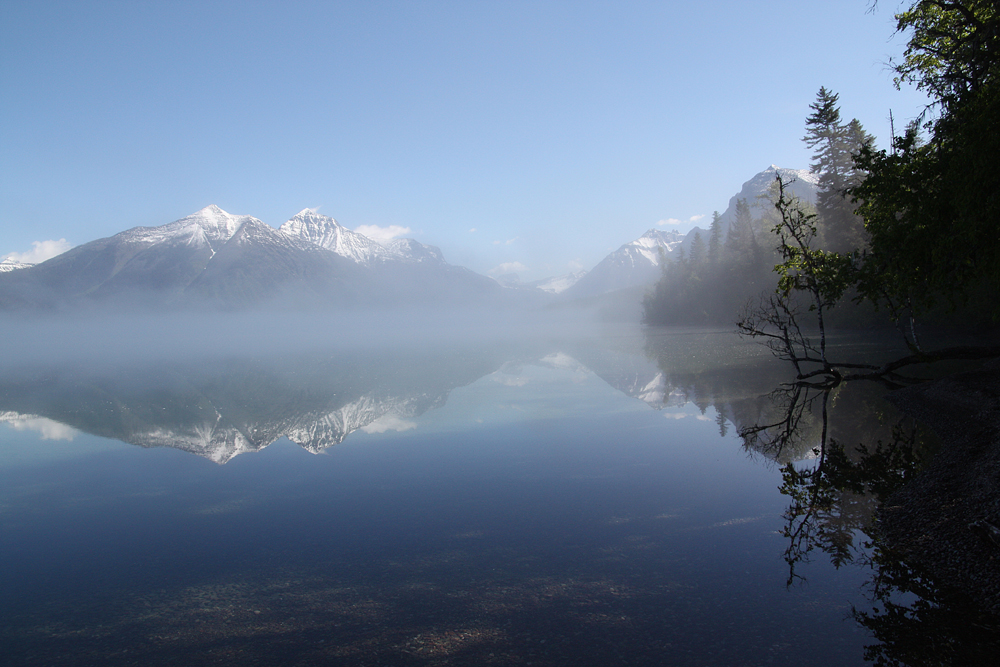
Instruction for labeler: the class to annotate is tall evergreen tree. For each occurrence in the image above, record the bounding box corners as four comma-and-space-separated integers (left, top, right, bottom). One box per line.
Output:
689, 230, 706, 267
803, 88, 873, 252
725, 199, 756, 256
708, 211, 723, 263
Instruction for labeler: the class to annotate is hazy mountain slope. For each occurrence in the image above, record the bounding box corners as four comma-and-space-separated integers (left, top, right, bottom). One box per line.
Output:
0, 204, 502, 310
279, 209, 393, 264
563, 229, 683, 299
560, 166, 819, 300
0, 205, 259, 306
183, 218, 363, 307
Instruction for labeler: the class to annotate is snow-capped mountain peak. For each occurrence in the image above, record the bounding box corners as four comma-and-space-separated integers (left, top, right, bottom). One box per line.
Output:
279, 210, 447, 266
279, 209, 391, 264
176, 205, 255, 243
114, 205, 257, 249
0, 258, 34, 273
630, 229, 685, 266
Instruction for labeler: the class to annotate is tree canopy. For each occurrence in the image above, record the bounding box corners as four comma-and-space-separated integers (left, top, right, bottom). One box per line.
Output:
852, 0, 1000, 320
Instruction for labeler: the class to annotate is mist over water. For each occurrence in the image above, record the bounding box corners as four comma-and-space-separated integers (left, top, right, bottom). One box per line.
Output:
1, 316, 913, 666
0, 303, 617, 370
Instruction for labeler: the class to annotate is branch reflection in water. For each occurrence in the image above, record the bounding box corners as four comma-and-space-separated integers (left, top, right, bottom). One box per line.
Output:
736, 376, 1000, 666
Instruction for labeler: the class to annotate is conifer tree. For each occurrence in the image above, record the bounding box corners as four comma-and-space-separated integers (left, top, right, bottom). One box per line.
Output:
689, 230, 706, 267
708, 211, 723, 263
803, 88, 873, 252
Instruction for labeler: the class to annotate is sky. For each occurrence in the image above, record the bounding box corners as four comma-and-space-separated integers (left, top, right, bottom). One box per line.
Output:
1, 1, 930, 281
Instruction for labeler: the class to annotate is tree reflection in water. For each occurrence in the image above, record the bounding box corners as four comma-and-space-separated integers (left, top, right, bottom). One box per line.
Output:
740, 382, 1000, 666
642, 329, 1000, 665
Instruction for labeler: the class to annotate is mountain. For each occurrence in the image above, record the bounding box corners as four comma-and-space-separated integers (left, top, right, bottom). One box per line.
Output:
562, 165, 818, 299
0, 205, 363, 309
276, 207, 496, 304
0, 259, 33, 273
279, 209, 448, 265
712, 164, 818, 234
562, 229, 684, 299
530, 271, 587, 294
279, 209, 396, 264
492, 271, 587, 294
0, 205, 501, 310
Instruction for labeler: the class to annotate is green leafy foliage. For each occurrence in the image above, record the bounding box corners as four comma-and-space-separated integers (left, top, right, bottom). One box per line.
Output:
851, 0, 1000, 320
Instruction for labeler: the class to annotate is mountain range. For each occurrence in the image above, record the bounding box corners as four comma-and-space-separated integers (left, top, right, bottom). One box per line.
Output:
0, 205, 503, 310
562, 166, 818, 299
0, 166, 818, 311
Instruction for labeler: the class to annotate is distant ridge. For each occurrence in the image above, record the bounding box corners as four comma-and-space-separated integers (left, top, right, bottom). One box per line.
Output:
0, 205, 502, 310
561, 165, 818, 299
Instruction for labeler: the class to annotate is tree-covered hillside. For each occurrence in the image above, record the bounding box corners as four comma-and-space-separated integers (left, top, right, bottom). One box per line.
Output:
645, 0, 1000, 343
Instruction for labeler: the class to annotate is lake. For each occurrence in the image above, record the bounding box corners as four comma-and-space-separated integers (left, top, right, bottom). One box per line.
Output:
0, 323, 927, 665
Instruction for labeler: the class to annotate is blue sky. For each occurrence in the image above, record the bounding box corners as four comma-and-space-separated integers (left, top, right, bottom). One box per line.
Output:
1, 1, 928, 281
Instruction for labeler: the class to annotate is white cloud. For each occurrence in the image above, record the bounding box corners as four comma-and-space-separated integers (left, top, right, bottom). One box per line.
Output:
656, 214, 706, 228
3, 239, 73, 264
469, 227, 477, 233
491, 373, 529, 387
540, 352, 580, 370
2, 414, 78, 440
360, 414, 417, 434
353, 224, 412, 241
489, 261, 528, 276
492, 236, 518, 246
567, 259, 585, 271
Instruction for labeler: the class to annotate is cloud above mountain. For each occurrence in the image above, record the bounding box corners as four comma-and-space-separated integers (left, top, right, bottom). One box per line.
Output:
353, 224, 412, 241
490, 261, 528, 276
657, 214, 705, 230
360, 414, 418, 434
3, 239, 73, 264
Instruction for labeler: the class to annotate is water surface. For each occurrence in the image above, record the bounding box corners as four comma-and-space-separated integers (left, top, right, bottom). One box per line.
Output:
1, 326, 889, 665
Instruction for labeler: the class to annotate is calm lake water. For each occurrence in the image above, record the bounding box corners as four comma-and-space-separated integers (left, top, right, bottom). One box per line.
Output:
1, 324, 909, 666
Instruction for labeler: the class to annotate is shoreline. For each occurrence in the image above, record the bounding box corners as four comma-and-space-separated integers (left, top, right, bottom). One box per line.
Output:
881, 361, 1000, 613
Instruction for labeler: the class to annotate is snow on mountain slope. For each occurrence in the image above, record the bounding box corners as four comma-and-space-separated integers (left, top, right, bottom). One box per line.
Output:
0, 259, 33, 273
563, 229, 683, 298
378, 237, 446, 263
561, 165, 819, 300
531, 271, 587, 294
715, 165, 818, 230
279, 209, 446, 266
118, 204, 257, 250
279, 209, 392, 264
628, 229, 685, 266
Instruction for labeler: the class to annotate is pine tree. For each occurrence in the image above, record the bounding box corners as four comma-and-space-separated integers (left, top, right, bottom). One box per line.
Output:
708, 211, 723, 263
803, 88, 872, 252
689, 230, 706, 267
725, 199, 756, 256
804, 87, 847, 180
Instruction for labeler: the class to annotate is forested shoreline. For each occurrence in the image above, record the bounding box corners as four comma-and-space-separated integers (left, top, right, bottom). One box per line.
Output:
644, 1, 1000, 352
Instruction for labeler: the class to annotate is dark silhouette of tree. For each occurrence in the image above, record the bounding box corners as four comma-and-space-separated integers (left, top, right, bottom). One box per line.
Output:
852, 0, 1000, 320
803, 87, 874, 253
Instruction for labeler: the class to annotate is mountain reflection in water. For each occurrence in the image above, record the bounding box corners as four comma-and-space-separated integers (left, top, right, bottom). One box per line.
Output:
1, 326, 993, 665
1, 346, 511, 463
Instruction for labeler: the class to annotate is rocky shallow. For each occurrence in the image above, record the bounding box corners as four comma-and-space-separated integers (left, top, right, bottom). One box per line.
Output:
881, 361, 1000, 614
